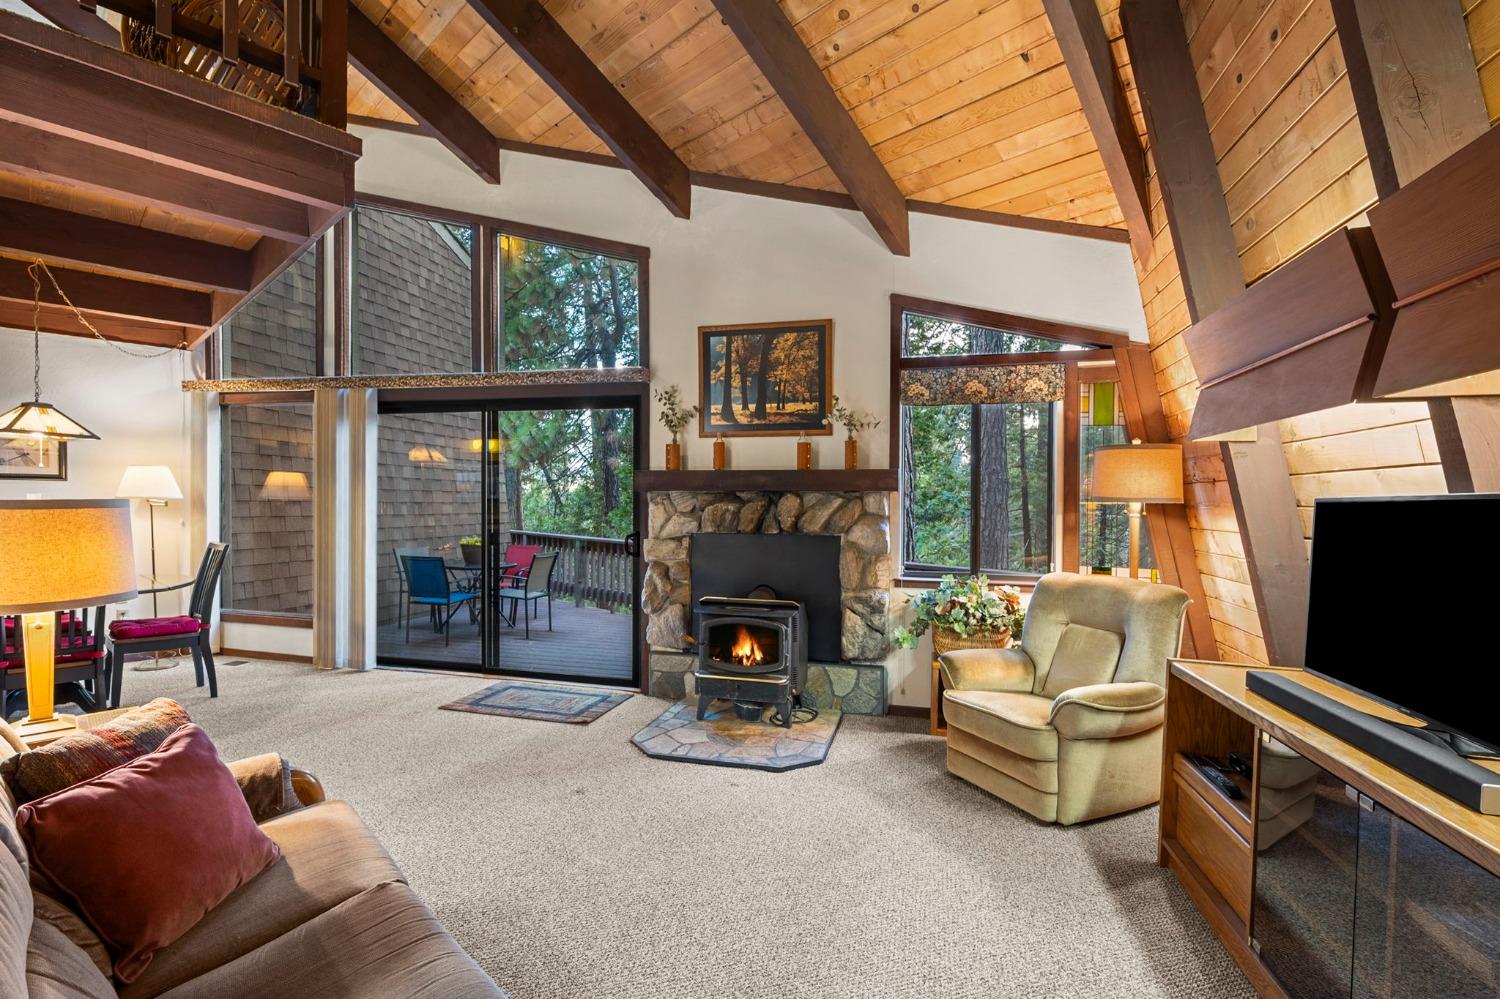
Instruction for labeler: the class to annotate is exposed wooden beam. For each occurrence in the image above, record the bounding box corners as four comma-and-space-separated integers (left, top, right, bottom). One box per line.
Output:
19, 0, 115, 44
712, 0, 909, 255
1042, 0, 1153, 263
0, 258, 213, 327
347, 9, 501, 185
0, 121, 312, 242
0, 16, 357, 212
1332, 0, 1500, 494
1124, 0, 1309, 668
0, 199, 254, 293
0, 300, 193, 349
461, 0, 689, 217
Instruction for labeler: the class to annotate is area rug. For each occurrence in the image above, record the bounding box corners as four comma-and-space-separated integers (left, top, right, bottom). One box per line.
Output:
440, 681, 630, 725
631, 700, 841, 771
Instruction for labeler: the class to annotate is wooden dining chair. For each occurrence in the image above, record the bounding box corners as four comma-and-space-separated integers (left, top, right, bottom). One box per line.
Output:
1, 607, 108, 720
104, 543, 228, 709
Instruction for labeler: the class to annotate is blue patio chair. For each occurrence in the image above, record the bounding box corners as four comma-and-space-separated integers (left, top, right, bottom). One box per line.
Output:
393, 546, 428, 629
402, 555, 480, 646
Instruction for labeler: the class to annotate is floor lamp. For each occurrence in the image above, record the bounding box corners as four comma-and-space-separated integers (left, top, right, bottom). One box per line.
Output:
1088, 440, 1184, 580
0, 500, 137, 738
116, 465, 182, 616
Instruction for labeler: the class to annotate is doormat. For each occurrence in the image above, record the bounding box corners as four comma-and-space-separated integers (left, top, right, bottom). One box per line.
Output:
631, 701, 841, 771
441, 681, 630, 725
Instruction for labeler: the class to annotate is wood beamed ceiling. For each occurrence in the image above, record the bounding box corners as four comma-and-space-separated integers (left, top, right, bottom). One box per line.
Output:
342, 0, 1146, 246
0, 10, 358, 349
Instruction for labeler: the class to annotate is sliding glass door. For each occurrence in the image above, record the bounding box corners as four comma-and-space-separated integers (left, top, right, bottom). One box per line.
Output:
375, 397, 641, 687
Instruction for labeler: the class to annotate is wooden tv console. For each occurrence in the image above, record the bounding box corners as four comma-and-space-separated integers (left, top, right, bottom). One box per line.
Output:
1162, 660, 1500, 998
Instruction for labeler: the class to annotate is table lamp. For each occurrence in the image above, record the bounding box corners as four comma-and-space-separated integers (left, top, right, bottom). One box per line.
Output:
1088, 439, 1183, 580
0, 500, 137, 736
116, 465, 182, 615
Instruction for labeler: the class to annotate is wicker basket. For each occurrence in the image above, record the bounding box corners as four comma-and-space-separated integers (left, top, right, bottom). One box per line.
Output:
932, 626, 1012, 656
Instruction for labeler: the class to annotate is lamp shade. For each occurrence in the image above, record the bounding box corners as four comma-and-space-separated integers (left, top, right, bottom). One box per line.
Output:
116, 465, 183, 501
259, 470, 311, 501
0, 500, 138, 613
1089, 442, 1184, 504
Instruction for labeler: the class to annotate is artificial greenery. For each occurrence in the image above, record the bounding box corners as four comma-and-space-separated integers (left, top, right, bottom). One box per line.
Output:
890, 574, 1025, 650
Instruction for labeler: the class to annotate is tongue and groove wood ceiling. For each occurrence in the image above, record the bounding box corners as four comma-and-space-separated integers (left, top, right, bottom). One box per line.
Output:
345, 0, 1135, 232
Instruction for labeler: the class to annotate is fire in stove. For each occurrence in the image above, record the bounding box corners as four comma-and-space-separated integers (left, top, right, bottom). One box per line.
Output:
730, 626, 766, 667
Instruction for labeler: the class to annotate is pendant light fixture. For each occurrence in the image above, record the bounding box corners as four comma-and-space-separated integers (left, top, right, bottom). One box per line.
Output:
0, 261, 100, 442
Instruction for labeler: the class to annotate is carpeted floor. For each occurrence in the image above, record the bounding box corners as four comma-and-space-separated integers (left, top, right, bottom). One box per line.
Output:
123, 658, 1253, 999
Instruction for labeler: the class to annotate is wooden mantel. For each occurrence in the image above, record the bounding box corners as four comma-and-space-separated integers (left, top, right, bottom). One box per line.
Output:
634, 469, 898, 493
0, 12, 359, 349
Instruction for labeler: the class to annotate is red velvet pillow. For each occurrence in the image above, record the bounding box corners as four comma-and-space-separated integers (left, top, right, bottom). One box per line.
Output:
15, 724, 281, 983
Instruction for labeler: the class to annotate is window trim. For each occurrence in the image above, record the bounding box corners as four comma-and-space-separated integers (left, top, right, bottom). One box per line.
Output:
350, 193, 650, 375
889, 294, 1130, 582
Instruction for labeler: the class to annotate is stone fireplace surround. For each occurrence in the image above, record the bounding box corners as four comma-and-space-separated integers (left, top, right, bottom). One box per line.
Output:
641, 490, 892, 700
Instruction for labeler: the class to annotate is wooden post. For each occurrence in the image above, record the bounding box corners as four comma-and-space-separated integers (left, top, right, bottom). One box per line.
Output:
282, 0, 300, 89
1123, 0, 1310, 667
316, 0, 345, 127
222, 0, 238, 64
1331, 0, 1500, 492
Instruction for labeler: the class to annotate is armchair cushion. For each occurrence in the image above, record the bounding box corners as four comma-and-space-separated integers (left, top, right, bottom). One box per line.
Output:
942, 690, 1057, 761
938, 647, 1035, 693
1048, 681, 1166, 741
1038, 624, 1124, 697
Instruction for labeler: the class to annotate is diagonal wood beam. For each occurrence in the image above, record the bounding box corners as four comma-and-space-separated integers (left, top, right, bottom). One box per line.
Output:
1124, 0, 1309, 668
0, 198, 254, 293
0, 120, 312, 242
0, 258, 213, 328
19, 0, 115, 44
711, 0, 909, 255
347, 8, 501, 184
462, 0, 689, 217
1043, 0, 1153, 263
1331, 0, 1500, 494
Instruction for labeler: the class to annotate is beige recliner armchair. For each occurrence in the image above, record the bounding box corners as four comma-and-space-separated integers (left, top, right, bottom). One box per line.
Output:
940, 573, 1190, 825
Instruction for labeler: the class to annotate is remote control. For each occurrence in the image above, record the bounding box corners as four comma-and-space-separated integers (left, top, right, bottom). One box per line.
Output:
1187, 753, 1245, 799
1227, 752, 1253, 777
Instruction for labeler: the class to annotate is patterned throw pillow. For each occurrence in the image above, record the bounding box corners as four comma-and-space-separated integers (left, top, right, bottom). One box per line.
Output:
0, 698, 191, 805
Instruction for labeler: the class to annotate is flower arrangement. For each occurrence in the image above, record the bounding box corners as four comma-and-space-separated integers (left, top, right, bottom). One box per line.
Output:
653, 384, 699, 441
829, 395, 881, 438
891, 574, 1025, 650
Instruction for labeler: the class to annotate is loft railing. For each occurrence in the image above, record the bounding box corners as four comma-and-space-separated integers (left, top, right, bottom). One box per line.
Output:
98, 0, 346, 126
509, 530, 632, 615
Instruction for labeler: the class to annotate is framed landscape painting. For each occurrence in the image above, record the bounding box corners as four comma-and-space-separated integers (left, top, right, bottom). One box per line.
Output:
698, 319, 833, 436
0, 438, 66, 481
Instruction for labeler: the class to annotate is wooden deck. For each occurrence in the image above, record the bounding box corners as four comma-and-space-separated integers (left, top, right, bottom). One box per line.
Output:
376, 599, 634, 682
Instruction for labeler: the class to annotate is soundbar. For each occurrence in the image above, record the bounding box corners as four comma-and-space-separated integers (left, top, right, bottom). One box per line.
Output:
1246, 671, 1500, 815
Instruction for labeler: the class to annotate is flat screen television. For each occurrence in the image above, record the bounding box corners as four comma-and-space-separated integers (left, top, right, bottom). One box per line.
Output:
1306, 494, 1500, 755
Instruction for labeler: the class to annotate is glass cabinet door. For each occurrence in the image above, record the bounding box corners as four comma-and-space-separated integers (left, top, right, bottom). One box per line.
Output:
1353, 799, 1500, 998
1252, 736, 1359, 999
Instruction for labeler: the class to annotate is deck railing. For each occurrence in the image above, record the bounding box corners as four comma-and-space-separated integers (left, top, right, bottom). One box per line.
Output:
509, 530, 632, 614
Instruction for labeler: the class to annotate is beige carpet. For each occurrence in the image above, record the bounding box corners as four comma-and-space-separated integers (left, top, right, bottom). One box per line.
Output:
124, 658, 1253, 999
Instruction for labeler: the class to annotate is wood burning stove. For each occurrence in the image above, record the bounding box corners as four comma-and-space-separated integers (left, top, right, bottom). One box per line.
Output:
694, 590, 808, 728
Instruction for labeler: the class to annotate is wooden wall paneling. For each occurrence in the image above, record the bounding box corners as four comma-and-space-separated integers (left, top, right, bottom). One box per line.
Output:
460, 0, 691, 218
1125, 0, 1309, 668
1337, 0, 1500, 493
712, 0, 908, 255
348, 7, 502, 184
1043, 0, 1153, 258
1114, 342, 1217, 660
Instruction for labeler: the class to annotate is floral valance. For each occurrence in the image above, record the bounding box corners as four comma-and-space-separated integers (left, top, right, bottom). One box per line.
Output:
899, 363, 1065, 406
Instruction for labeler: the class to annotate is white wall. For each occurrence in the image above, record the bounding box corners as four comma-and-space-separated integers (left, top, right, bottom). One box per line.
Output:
355, 127, 1151, 708
354, 127, 1147, 472
0, 328, 201, 619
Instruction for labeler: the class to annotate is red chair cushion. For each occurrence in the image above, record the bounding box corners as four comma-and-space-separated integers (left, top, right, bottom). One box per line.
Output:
16, 724, 280, 983
109, 616, 202, 641
503, 544, 542, 579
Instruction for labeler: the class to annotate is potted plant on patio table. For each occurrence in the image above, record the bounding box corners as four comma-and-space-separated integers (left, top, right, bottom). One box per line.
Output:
459, 536, 483, 567
891, 575, 1025, 655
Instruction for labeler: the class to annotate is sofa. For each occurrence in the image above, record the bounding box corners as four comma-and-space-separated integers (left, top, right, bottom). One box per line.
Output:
940, 573, 1190, 825
0, 717, 503, 998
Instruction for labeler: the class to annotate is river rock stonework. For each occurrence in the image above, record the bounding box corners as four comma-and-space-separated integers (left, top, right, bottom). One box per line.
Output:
641, 491, 891, 679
